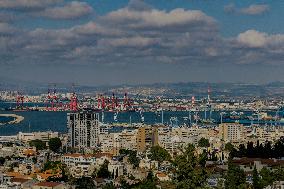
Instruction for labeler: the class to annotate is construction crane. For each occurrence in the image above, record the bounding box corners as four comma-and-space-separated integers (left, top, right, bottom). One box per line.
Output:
70, 83, 78, 111
46, 83, 59, 111
16, 91, 24, 110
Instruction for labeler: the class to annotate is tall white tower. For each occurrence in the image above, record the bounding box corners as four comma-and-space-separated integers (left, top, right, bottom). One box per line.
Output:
67, 111, 100, 148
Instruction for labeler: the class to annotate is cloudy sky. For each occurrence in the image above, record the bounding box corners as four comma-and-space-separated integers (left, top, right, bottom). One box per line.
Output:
0, 0, 284, 86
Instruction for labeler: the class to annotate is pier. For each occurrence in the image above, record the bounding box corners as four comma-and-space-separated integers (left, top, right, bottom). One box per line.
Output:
0, 114, 24, 125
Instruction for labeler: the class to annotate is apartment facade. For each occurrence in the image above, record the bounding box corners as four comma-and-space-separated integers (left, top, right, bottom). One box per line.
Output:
67, 111, 100, 148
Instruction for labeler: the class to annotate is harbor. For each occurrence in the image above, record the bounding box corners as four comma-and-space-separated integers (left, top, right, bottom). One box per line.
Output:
0, 113, 24, 125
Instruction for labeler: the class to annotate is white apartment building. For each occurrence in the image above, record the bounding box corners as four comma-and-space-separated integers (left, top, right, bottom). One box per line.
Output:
17, 131, 58, 143
67, 111, 100, 148
99, 129, 138, 155
61, 154, 96, 177
157, 127, 199, 154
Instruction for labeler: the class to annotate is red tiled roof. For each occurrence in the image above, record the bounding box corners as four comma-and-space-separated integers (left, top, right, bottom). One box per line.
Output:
11, 178, 30, 183
233, 158, 284, 166
156, 172, 167, 177
93, 153, 113, 158
35, 182, 61, 187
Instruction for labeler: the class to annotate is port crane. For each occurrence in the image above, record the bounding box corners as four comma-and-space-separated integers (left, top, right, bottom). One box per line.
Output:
16, 91, 24, 110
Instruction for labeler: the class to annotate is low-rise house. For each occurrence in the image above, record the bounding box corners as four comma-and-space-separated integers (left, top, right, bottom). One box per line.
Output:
233, 158, 284, 172
108, 160, 124, 179
139, 158, 158, 170
0, 147, 16, 158
36, 171, 62, 182
94, 153, 113, 167
17, 132, 58, 143
10, 178, 35, 189
32, 182, 66, 189
61, 154, 96, 168
94, 178, 106, 188
156, 172, 170, 181
265, 181, 284, 189
61, 153, 112, 178
129, 168, 148, 181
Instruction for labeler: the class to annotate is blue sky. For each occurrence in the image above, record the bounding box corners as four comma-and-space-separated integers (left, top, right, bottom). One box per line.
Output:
0, 0, 284, 85
15, 0, 284, 35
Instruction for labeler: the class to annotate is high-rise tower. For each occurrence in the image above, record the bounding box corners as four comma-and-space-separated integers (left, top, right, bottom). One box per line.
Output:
67, 111, 100, 149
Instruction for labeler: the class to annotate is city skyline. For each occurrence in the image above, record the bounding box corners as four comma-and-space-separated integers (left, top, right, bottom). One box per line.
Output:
0, 0, 284, 85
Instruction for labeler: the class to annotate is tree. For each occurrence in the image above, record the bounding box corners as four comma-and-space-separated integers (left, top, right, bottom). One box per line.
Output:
74, 177, 96, 189
263, 141, 272, 158
225, 162, 247, 189
0, 157, 5, 165
229, 139, 284, 159
225, 142, 234, 152
259, 167, 274, 188
131, 171, 158, 189
102, 182, 115, 189
119, 149, 140, 167
274, 137, 284, 158
198, 138, 210, 148
48, 137, 62, 153
252, 166, 261, 189
32, 157, 37, 164
149, 146, 171, 163
247, 141, 255, 158
238, 144, 246, 158
209, 150, 218, 161
29, 139, 46, 150
128, 151, 140, 167
97, 160, 111, 178
173, 144, 208, 188
199, 150, 208, 167
42, 161, 61, 172
273, 166, 284, 181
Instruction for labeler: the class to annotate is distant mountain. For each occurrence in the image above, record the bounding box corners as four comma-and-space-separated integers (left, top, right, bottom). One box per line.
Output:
1, 78, 284, 98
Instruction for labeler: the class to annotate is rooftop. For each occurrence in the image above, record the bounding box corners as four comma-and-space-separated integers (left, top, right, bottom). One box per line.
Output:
35, 182, 62, 187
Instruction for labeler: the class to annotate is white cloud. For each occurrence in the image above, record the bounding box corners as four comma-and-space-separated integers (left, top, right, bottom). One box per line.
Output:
40, 1, 93, 19
224, 4, 269, 15
98, 36, 160, 48
237, 30, 284, 49
240, 4, 269, 15
0, 0, 61, 10
237, 30, 267, 48
103, 8, 216, 30
71, 22, 123, 36
0, 0, 283, 67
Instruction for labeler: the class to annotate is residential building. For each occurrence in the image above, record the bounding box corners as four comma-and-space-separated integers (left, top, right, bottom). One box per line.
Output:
219, 123, 244, 142
67, 111, 100, 148
32, 182, 66, 189
137, 126, 158, 152
17, 132, 58, 143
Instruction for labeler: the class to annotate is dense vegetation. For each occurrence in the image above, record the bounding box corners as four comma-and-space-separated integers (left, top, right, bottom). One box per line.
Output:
149, 146, 171, 163
48, 137, 62, 153
29, 139, 46, 150
198, 138, 210, 148
119, 149, 140, 167
229, 137, 284, 159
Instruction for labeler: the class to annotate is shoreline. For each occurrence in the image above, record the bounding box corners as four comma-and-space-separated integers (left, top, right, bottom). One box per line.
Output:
0, 114, 25, 125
